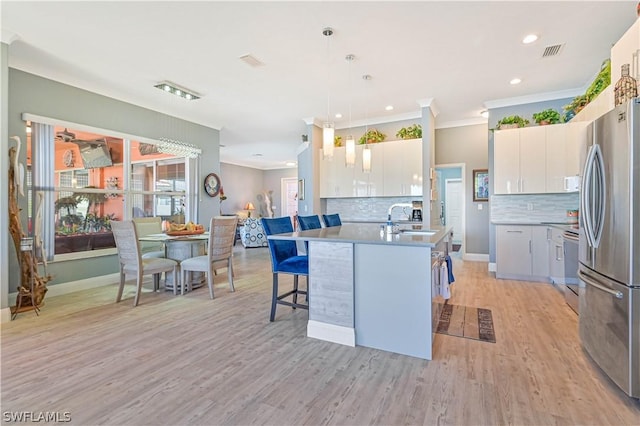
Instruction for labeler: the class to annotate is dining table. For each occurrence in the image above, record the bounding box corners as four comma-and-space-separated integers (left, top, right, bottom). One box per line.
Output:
138, 232, 209, 293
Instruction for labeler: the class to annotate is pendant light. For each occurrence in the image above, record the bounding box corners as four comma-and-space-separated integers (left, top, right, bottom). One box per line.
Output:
322, 27, 334, 160
362, 74, 372, 173
345, 54, 356, 167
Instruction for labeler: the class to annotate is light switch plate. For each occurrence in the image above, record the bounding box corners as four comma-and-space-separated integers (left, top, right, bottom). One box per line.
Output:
478, 204, 483, 210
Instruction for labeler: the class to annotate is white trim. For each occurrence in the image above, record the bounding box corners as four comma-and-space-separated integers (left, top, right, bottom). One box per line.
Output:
488, 262, 497, 272
0, 307, 11, 324
1, 29, 19, 45
417, 98, 440, 117
483, 87, 582, 110
307, 320, 356, 347
344, 111, 422, 130
435, 163, 466, 258
463, 253, 490, 262
21, 113, 219, 146
437, 117, 488, 129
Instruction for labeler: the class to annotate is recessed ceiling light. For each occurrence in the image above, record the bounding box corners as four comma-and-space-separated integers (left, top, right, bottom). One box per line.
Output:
154, 81, 200, 100
522, 34, 538, 44
285, 162, 297, 167
480, 110, 489, 118
385, 105, 394, 111
252, 153, 263, 157
335, 113, 343, 119
510, 78, 522, 85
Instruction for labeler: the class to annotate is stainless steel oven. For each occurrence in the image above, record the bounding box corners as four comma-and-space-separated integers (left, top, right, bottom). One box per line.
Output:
563, 230, 579, 313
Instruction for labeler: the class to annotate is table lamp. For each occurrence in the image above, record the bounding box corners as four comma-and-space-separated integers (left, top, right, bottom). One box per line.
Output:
245, 202, 255, 218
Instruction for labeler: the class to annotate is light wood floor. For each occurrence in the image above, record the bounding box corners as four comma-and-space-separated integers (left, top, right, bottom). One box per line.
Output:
2, 247, 640, 425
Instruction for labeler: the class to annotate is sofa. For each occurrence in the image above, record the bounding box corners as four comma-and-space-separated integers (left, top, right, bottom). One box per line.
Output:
240, 218, 268, 248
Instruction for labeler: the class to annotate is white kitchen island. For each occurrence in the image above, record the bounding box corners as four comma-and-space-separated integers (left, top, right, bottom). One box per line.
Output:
268, 223, 452, 360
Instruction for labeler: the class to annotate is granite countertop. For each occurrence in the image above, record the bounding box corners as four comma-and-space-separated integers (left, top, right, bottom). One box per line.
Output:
268, 223, 452, 248
343, 219, 422, 225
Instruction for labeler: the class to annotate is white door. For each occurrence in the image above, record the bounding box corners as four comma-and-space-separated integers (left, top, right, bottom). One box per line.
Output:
281, 177, 298, 223
445, 179, 463, 245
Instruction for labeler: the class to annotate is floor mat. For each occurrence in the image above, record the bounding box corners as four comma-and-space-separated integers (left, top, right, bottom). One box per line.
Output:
436, 303, 496, 343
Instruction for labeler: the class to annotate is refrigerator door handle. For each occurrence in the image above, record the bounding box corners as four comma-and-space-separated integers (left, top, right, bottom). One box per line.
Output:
581, 144, 597, 248
578, 269, 624, 299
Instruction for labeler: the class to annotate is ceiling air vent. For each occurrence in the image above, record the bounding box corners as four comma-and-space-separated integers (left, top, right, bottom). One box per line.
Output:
239, 54, 265, 68
542, 44, 564, 58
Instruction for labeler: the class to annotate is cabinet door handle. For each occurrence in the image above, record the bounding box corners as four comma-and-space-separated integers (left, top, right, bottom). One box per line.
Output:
506, 230, 523, 233
521, 178, 524, 193
529, 240, 532, 254
547, 228, 551, 240
556, 245, 563, 261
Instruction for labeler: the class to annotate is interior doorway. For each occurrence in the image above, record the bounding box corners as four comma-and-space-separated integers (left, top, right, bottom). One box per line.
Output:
436, 164, 465, 255
281, 177, 298, 223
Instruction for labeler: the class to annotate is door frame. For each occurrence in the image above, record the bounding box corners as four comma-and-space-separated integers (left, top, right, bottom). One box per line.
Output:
281, 177, 298, 221
435, 163, 466, 256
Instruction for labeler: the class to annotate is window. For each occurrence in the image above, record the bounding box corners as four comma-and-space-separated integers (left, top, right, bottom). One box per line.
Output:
31, 122, 193, 258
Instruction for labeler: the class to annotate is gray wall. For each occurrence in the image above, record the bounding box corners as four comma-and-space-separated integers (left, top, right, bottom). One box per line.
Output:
435, 123, 489, 255
263, 167, 298, 217
219, 162, 297, 218
6, 69, 220, 291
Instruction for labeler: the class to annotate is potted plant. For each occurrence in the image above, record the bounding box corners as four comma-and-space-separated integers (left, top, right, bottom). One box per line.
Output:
496, 115, 530, 130
396, 124, 422, 140
334, 135, 343, 147
532, 108, 563, 125
358, 128, 386, 144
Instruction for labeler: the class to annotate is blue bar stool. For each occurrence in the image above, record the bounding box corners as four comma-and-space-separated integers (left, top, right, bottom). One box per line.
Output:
261, 217, 309, 321
322, 213, 342, 227
298, 214, 322, 231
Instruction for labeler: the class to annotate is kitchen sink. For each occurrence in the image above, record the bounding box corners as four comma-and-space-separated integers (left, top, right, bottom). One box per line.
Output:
398, 229, 436, 236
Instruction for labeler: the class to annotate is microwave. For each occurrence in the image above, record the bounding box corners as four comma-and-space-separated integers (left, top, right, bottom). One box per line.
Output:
564, 176, 580, 192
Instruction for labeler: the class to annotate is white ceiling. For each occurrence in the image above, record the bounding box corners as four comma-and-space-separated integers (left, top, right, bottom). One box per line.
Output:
2, 1, 637, 169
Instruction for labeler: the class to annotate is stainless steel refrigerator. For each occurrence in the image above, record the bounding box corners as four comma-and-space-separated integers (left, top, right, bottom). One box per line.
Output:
579, 99, 640, 399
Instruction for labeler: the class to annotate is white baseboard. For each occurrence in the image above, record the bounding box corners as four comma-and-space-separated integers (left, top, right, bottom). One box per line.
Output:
1, 307, 11, 323
488, 262, 497, 272
6, 273, 120, 308
307, 320, 355, 347
462, 253, 489, 262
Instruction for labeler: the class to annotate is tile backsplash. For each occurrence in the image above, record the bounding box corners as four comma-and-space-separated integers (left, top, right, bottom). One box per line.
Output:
326, 197, 418, 221
491, 193, 579, 222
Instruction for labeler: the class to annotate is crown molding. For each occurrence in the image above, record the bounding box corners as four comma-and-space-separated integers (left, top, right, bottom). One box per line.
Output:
337, 110, 422, 130
436, 117, 488, 130
484, 87, 582, 110
1, 29, 19, 45
418, 98, 440, 117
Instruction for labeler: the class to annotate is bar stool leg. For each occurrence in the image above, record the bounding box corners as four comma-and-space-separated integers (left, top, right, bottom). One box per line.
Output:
293, 275, 299, 307
270, 273, 279, 322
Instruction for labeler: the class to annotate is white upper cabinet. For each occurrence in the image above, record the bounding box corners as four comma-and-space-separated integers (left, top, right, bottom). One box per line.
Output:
382, 138, 423, 196
611, 19, 640, 84
354, 143, 384, 197
518, 126, 546, 194
320, 139, 421, 198
494, 126, 546, 194
545, 124, 568, 193
319, 147, 353, 198
494, 128, 521, 194
494, 122, 587, 195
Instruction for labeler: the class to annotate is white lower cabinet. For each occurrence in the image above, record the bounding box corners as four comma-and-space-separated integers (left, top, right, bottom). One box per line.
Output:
496, 225, 549, 281
548, 227, 565, 285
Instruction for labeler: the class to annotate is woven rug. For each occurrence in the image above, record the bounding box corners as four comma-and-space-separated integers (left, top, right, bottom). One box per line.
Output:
436, 304, 496, 343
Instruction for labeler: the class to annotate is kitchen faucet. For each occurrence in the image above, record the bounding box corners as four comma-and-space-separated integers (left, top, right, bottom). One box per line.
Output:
387, 203, 413, 220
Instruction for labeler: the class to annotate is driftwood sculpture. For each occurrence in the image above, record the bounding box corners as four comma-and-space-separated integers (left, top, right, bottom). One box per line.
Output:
9, 138, 50, 315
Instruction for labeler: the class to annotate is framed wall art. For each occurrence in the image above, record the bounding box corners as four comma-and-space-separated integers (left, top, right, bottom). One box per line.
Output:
473, 169, 489, 202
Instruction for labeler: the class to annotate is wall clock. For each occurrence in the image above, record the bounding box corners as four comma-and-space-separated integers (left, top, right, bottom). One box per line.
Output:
63, 149, 74, 167
204, 172, 221, 197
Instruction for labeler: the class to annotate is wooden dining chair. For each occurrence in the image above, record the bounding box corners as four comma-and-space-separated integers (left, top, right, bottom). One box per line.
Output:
180, 216, 237, 298
111, 220, 178, 306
